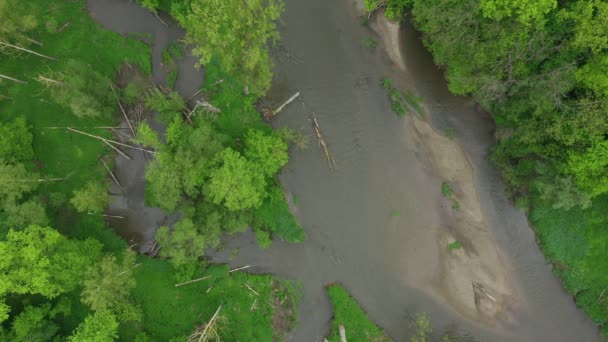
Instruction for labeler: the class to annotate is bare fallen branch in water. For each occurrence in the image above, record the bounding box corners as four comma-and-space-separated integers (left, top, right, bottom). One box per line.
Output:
175, 275, 211, 287
154, 12, 169, 27
312, 112, 336, 171
67, 127, 156, 155
185, 99, 221, 123
103, 140, 132, 160
93, 213, 125, 219
273, 92, 300, 116
472, 282, 496, 304
100, 159, 122, 187
109, 83, 137, 139
228, 265, 251, 273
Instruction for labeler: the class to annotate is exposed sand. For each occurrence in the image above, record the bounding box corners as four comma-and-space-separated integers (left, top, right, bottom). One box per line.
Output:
371, 12, 520, 327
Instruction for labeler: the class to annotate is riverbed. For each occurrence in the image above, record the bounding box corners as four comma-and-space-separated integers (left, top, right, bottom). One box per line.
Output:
87, 0, 600, 341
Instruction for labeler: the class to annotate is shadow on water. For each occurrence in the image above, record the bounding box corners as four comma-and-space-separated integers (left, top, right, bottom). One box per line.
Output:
87, 0, 599, 341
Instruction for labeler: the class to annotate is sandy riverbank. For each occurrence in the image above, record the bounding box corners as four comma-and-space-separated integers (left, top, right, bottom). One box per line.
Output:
371, 12, 520, 327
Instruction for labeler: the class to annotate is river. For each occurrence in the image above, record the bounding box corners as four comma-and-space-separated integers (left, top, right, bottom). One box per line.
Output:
87, 0, 600, 341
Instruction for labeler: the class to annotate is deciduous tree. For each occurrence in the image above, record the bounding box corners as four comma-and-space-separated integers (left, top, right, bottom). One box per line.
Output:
68, 310, 118, 342
70, 181, 109, 214
172, 0, 283, 94
82, 249, 141, 322
207, 148, 266, 211
0, 225, 102, 298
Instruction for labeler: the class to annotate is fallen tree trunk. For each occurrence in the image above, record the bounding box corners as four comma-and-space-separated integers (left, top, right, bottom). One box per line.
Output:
339, 325, 347, 342
312, 112, 336, 171
175, 276, 211, 288
0, 73, 27, 84
0, 41, 57, 60
100, 159, 121, 187
67, 127, 156, 155
273, 92, 300, 115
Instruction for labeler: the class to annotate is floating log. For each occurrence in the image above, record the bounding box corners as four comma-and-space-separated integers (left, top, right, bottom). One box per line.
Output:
229, 265, 251, 273
273, 92, 300, 116
100, 159, 121, 187
67, 127, 156, 155
312, 112, 337, 171
109, 83, 137, 139
103, 140, 132, 161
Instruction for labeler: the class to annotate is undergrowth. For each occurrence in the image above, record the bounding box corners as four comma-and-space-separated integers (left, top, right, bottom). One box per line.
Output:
326, 284, 391, 342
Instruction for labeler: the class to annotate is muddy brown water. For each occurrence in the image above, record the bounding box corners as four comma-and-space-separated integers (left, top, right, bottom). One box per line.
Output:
87, 0, 599, 341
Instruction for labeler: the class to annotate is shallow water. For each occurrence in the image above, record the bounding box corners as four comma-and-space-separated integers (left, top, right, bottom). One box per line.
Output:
87, 0, 600, 341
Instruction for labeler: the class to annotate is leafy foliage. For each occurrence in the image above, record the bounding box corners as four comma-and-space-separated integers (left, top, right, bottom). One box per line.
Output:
480, 0, 556, 24
82, 249, 141, 322
70, 181, 109, 214
207, 148, 267, 211
0, 0, 38, 47
144, 89, 185, 124
68, 310, 119, 342
171, 0, 283, 95
133, 121, 161, 149
0, 117, 33, 163
244, 129, 289, 177
156, 219, 207, 268
0, 225, 102, 301
9, 304, 60, 342
137, 0, 160, 13
0, 160, 38, 203
49, 60, 114, 118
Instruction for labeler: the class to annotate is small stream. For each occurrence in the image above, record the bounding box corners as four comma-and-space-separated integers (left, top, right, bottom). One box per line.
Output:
87, 0, 599, 341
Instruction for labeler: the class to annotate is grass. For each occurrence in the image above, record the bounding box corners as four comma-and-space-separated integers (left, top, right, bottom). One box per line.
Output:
391, 209, 401, 217
0, 0, 151, 202
441, 182, 454, 197
253, 185, 306, 244
364, 37, 377, 48
381, 78, 425, 117
531, 195, 608, 333
447, 241, 462, 250
326, 284, 391, 342
125, 261, 300, 341
162, 45, 179, 89
445, 127, 455, 140
441, 182, 460, 211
